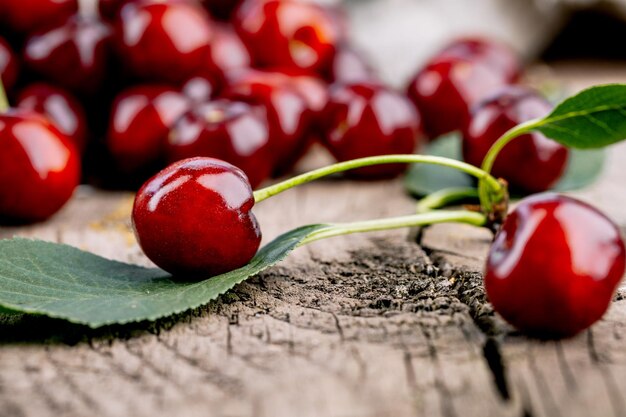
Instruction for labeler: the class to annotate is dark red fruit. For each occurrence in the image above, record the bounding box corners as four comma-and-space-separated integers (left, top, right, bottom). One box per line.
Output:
23, 14, 113, 93
181, 74, 219, 105
234, 0, 343, 72
438, 38, 520, 83
463, 86, 568, 193
406, 55, 513, 139
224, 69, 311, 171
321, 82, 422, 178
202, 0, 242, 20
115, 1, 213, 83
17, 83, 88, 153
99, 0, 128, 21
486, 194, 626, 338
203, 24, 251, 82
107, 85, 190, 172
2, 0, 77, 33
0, 110, 81, 223
132, 157, 261, 278
167, 99, 273, 188
325, 45, 377, 84
0, 37, 18, 91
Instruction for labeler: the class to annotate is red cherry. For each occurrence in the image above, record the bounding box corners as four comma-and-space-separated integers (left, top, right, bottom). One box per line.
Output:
166, 99, 273, 188
223, 69, 311, 172
181, 74, 219, 105
438, 38, 521, 83
321, 82, 422, 178
115, 1, 213, 83
463, 86, 568, 193
17, 83, 88, 153
132, 157, 261, 278
202, 0, 242, 20
406, 57, 512, 139
486, 194, 626, 338
203, 23, 252, 83
2, 0, 77, 33
107, 85, 190, 172
234, 0, 343, 73
0, 110, 81, 223
324, 45, 377, 84
0, 37, 19, 91
23, 14, 113, 93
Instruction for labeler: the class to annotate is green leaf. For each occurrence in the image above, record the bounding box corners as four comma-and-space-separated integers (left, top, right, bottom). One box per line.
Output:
0, 224, 329, 328
404, 134, 605, 197
404, 133, 473, 196
532, 84, 626, 148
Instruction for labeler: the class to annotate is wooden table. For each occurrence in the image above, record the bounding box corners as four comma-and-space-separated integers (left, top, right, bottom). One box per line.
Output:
1, 65, 626, 417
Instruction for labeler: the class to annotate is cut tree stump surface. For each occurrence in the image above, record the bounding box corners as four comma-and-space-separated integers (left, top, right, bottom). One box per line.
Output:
2, 69, 626, 417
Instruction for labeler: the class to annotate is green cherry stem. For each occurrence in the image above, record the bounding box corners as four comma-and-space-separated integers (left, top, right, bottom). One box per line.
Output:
298, 210, 487, 246
480, 118, 540, 175
416, 187, 479, 213
0, 79, 9, 113
254, 154, 502, 203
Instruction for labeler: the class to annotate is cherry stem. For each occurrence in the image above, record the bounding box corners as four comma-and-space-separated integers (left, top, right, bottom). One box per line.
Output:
416, 187, 479, 213
254, 154, 502, 204
298, 210, 487, 246
0, 79, 8, 113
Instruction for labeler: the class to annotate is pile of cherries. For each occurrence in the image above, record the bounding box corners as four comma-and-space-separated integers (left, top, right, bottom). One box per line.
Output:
0, 0, 624, 339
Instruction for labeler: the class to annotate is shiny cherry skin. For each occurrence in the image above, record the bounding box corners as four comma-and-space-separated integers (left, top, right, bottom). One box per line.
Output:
463, 86, 568, 193
324, 45, 377, 84
203, 23, 252, 83
486, 194, 626, 338
23, 14, 114, 93
406, 56, 513, 139
166, 99, 273, 188
223, 69, 311, 171
321, 82, 422, 178
0, 110, 81, 223
0, 37, 18, 91
107, 85, 190, 172
132, 157, 261, 278
181, 74, 219, 105
202, 0, 242, 20
438, 38, 521, 83
2, 0, 77, 33
17, 83, 88, 153
115, 1, 213, 83
234, 0, 343, 73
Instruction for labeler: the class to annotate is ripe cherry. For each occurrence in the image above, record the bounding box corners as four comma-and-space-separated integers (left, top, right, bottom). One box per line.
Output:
132, 157, 261, 278
223, 69, 311, 172
463, 86, 568, 193
181, 74, 219, 105
0, 37, 18, 92
486, 194, 626, 338
107, 85, 190, 172
438, 38, 520, 83
321, 82, 422, 178
0, 110, 81, 223
324, 45, 377, 84
203, 24, 251, 82
17, 83, 88, 153
406, 45, 515, 139
115, 1, 213, 83
2, 0, 77, 33
234, 0, 343, 73
23, 14, 114, 93
167, 99, 273, 188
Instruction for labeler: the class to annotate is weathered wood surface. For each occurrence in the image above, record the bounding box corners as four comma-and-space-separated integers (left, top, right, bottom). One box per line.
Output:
1, 69, 626, 417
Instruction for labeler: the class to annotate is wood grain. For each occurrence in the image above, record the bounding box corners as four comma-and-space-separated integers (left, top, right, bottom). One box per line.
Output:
1, 66, 626, 417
